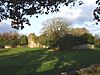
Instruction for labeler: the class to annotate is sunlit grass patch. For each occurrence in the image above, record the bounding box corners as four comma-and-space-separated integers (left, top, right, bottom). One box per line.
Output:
36, 57, 58, 72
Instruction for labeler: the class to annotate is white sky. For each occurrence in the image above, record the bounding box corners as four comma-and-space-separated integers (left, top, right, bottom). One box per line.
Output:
0, 0, 100, 36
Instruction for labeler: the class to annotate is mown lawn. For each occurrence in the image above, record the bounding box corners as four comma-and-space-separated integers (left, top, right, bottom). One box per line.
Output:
0, 48, 100, 75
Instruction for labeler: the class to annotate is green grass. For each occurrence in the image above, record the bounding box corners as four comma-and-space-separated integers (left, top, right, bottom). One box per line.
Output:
0, 48, 100, 75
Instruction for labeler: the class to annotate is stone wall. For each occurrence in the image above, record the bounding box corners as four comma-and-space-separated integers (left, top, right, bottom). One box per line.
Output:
28, 41, 39, 48
76, 64, 100, 75
28, 34, 46, 48
61, 64, 100, 75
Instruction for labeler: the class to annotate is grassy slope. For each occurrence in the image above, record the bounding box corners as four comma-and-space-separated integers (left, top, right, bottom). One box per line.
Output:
0, 48, 100, 75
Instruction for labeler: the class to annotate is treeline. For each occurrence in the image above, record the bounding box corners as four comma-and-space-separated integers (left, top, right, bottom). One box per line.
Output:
37, 29, 95, 50
1, 17, 100, 50
0, 31, 28, 46
28, 28, 97, 50
0, 29, 100, 50
36, 17, 100, 50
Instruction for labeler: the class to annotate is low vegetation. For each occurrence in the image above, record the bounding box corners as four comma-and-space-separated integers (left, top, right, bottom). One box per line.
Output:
0, 48, 100, 75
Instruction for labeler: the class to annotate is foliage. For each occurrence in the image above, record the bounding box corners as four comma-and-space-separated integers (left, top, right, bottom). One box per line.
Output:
0, 0, 99, 29
19, 35, 28, 46
93, 0, 100, 25
0, 31, 20, 45
38, 33, 47, 45
82, 33, 95, 44
41, 17, 95, 50
0, 36, 5, 45
4, 39, 19, 45
41, 17, 70, 50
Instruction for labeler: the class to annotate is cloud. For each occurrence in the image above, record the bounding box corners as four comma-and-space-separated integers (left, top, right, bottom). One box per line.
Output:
54, 0, 100, 35
74, 3, 96, 24
56, 6, 82, 22
0, 22, 18, 33
57, 0, 96, 24
83, 0, 96, 5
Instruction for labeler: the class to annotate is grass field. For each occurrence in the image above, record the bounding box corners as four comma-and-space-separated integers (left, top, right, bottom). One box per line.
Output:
0, 48, 100, 75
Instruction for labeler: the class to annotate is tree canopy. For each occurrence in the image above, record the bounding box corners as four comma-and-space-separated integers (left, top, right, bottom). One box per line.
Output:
41, 17, 70, 50
40, 17, 95, 50
0, 0, 99, 29
19, 35, 28, 46
0, 31, 20, 45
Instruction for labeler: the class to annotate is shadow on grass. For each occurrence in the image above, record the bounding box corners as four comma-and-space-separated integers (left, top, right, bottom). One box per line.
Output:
0, 49, 10, 53
0, 48, 100, 75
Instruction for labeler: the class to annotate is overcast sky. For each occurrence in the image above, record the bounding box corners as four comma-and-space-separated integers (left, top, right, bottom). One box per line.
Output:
0, 0, 100, 36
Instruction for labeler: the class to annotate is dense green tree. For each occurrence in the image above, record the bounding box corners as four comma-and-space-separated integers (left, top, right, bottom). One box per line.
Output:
38, 34, 47, 45
82, 33, 95, 44
4, 39, 18, 45
0, 36, 5, 45
0, 0, 99, 29
69, 28, 90, 45
19, 35, 28, 46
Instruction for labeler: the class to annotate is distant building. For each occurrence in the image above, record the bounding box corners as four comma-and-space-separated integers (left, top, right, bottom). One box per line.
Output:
28, 34, 37, 48
28, 33, 47, 48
